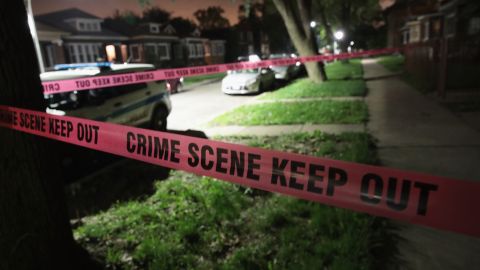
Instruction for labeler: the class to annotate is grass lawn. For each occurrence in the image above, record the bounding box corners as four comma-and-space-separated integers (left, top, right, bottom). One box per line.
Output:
377, 55, 404, 73
261, 79, 366, 99
326, 59, 363, 80
209, 100, 368, 126
75, 132, 397, 269
183, 73, 226, 86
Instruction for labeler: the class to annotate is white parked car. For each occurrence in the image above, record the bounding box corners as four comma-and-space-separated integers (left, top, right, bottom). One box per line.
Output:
221, 68, 275, 95
42, 62, 172, 131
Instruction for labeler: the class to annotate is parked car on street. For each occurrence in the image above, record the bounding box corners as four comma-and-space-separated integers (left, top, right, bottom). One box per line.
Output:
221, 68, 275, 95
269, 53, 304, 81
42, 62, 172, 131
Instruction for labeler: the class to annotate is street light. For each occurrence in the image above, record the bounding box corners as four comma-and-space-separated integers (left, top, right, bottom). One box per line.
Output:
310, 21, 317, 28
334, 30, 344, 40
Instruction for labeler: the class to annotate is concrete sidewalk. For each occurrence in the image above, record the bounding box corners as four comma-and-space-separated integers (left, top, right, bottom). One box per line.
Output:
363, 58, 480, 269
203, 124, 365, 137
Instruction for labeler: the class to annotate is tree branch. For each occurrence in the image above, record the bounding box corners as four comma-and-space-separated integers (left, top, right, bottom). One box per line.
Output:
296, 0, 312, 40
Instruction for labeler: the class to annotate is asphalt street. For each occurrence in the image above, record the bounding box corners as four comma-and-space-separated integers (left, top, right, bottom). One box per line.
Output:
167, 80, 258, 131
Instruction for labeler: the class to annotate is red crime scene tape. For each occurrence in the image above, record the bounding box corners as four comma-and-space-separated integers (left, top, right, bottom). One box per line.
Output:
41, 48, 400, 94
1, 105, 479, 238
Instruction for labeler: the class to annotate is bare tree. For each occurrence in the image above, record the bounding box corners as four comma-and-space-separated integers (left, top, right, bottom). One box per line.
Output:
272, 0, 327, 82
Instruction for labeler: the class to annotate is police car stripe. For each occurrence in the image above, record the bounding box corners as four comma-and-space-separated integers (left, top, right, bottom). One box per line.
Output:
94, 92, 167, 122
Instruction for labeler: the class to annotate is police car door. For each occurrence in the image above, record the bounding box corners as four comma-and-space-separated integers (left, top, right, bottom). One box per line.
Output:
101, 82, 151, 126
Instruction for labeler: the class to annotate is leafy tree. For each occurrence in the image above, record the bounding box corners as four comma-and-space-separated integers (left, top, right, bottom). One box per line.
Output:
259, 1, 294, 53
110, 9, 142, 25
170, 17, 197, 36
0, 1, 100, 269
194, 6, 231, 30
142, 6, 171, 24
312, 0, 383, 51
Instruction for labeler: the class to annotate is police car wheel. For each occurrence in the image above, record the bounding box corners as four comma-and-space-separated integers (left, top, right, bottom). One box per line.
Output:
152, 107, 168, 131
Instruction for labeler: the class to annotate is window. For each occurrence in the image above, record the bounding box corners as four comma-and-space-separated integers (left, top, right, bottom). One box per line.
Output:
468, 17, 480, 35
409, 23, 420, 43
157, 43, 170, 60
213, 43, 224, 56
402, 31, 409, 45
75, 20, 101, 32
86, 44, 93, 62
423, 21, 430, 41
247, 32, 253, 42
67, 43, 102, 63
144, 43, 170, 61
174, 44, 183, 59
150, 24, 160, 33
196, 43, 204, 57
130, 44, 141, 61
68, 45, 76, 63
445, 13, 456, 38
111, 83, 148, 98
145, 44, 156, 62
188, 44, 196, 58
78, 45, 85, 62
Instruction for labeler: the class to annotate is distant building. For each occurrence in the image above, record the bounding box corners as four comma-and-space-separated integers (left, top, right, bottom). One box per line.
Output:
34, 8, 226, 70
384, 0, 480, 94
105, 20, 181, 68
235, 20, 270, 58
36, 8, 129, 67
36, 21, 69, 68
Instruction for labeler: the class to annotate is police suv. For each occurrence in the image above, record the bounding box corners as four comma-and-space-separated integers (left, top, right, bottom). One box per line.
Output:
42, 62, 171, 131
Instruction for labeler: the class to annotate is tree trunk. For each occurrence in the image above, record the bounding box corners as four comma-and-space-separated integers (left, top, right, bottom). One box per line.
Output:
272, 0, 327, 83
0, 2, 99, 269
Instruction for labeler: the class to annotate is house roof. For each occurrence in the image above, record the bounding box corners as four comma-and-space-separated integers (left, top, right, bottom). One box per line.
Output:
104, 20, 179, 40
35, 21, 69, 34
35, 8, 126, 39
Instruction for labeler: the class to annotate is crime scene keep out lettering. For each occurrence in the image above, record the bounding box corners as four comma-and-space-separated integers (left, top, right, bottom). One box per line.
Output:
0, 109, 100, 145
126, 130, 439, 216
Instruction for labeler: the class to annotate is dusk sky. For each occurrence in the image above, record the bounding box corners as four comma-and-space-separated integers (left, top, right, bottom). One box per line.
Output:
32, 0, 243, 24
